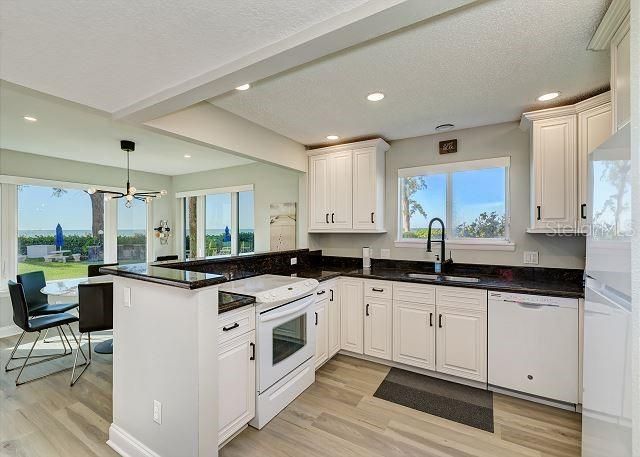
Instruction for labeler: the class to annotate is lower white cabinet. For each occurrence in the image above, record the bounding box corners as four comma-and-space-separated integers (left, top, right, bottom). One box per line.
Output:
327, 282, 341, 358
340, 278, 364, 354
314, 299, 329, 369
393, 301, 436, 370
364, 297, 392, 360
218, 330, 256, 445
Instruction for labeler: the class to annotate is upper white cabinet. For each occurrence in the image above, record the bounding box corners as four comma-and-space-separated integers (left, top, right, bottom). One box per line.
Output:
521, 93, 611, 233
610, 14, 630, 132
308, 139, 389, 233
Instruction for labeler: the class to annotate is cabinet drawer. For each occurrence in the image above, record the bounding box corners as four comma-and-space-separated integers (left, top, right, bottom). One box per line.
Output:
315, 279, 337, 302
393, 282, 436, 305
218, 305, 255, 345
436, 286, 487, 311
364, 280, 392, 299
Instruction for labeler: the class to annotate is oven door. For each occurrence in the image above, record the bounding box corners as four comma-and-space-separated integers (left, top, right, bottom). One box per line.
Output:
257, 294, 315, 393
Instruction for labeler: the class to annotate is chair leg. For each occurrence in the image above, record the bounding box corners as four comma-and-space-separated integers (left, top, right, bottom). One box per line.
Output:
5, 328, 70, 372
65, 324, 87, 362
70, 332, 91, 386
4, 331, 25, 371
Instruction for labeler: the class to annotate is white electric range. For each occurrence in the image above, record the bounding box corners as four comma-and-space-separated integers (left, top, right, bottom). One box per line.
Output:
218, 274, 319, 429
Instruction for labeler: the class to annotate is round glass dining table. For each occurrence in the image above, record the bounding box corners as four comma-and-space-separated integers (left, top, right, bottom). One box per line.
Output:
40, 277, 113, 354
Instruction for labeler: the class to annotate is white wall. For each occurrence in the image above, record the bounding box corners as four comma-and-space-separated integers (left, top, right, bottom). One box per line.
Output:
172, 162, 302, 253
309, 122, 587, 269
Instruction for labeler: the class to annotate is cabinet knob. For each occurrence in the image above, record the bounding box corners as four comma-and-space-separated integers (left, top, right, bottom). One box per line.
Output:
527, 374, 533, 380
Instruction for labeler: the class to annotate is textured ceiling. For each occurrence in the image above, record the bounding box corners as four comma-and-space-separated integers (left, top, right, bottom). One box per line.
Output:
211, 0, 611, 145
0, 0, 369, 112
0, 83, 253, 175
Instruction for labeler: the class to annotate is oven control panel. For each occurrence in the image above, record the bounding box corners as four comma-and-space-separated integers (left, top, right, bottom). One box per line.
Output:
255, 279, 318, 304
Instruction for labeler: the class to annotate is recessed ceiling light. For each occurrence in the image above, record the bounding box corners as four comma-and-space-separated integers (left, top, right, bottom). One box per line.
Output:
326, 135, 339, 141
367, 92, 385, 102
23, 115, 37, 122
537, 92, 560, 102
235, 84, 251, 91
184, 154, 192, 158
435, 123, 455, 132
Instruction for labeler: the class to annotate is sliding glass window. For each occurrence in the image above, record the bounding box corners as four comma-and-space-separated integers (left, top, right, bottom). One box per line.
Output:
238, 190, 255, 253
205, 193, 232, 256
117, 197, 147, 264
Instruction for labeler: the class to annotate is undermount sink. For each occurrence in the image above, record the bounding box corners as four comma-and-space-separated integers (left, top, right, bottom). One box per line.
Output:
406, 273, 440, 280
406, 273, 480, 283
441, 275, 480, 283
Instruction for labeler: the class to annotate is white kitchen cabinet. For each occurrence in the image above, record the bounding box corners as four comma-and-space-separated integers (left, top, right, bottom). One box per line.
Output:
611, 13, 630, 132
435, 287, 487, 382
327, 281, 341, 358
364, 297, 392, 360
577, 102, 612, 232
393, 301, 436, 370
352, 147, 385, 231
340, 278, 364, 354
314, 299, 329, 369
218, 330, 256, 445
308, 139, 389, 233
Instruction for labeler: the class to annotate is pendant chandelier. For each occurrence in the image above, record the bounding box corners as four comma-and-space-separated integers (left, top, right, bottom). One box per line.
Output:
87, 140, 167, 207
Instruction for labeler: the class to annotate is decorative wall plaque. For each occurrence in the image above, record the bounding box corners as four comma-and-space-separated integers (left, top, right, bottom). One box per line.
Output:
439, 138, 458, 154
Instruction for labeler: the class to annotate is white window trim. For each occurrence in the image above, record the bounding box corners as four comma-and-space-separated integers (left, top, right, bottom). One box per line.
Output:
175, 184, 253, 199
397, 157, 513, 250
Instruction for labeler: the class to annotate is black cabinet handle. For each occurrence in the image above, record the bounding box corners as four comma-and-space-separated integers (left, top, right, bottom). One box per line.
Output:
331, 213, 335, 223
325, 213, 329, 224
581, 203, 587, 220
438, 314, 443, 328
317, 290, 326, 295
372, 287, 384, 292
330, 289, 334, 301
315, 312, 318, 326
366, 304, 370, 316
250, 342, 255, 360
536, 206, 541, 221
429, 312, 433, 327
222, 322, 239, 331
371, 212, 375, 224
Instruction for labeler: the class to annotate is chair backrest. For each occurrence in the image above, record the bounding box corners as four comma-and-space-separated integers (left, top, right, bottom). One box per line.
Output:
8, 281, 30, 331
156, 255, 179, 262
16, 271, 48, 309
78, 283, 113, 333
88, 263, 118, 277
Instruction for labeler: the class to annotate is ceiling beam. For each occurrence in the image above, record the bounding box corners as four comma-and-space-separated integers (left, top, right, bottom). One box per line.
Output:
113, 0, 481, 123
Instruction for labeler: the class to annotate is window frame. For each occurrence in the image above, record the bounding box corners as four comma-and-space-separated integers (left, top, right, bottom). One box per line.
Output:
395, 157, 515, 251
176, 184, 254, 258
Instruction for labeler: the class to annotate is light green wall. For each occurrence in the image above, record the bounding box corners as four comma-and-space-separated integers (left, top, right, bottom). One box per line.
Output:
172, 162, 301, 253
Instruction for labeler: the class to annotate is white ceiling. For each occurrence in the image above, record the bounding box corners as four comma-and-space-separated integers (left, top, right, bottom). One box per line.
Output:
210, 0, 612, 145
0, 0, 369, 113
0, 83, 253, 175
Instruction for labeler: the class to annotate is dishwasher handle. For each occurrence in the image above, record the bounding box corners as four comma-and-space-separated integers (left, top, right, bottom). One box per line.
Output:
501, 299, 560, 308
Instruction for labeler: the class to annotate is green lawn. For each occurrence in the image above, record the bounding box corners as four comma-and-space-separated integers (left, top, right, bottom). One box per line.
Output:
18, 259, 93, 280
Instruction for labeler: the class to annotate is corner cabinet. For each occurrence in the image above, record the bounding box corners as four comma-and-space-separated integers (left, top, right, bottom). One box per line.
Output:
521, 93, 611, 233
308, 139, 389, 233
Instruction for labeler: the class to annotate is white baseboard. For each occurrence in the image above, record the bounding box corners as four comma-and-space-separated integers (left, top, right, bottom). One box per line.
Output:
107, 424, 161, 457
0, 324, 21, 339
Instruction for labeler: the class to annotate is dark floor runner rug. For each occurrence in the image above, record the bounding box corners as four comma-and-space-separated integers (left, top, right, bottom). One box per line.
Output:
373, 368, 494, 432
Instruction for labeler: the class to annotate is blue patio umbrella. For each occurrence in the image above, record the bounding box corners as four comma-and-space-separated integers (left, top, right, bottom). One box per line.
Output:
55, 223, 64, 250
223, 226, 231, 243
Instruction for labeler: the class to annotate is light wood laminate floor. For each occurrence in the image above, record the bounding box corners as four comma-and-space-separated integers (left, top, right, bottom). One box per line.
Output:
0, 333, 581, 457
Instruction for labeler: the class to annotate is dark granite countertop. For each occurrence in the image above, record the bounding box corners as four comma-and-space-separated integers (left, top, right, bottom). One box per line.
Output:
219, 292, 255, 314
100, 263, 227, 289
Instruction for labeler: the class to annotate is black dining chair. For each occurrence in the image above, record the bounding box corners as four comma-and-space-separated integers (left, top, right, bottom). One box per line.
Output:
70, 283, 113, 386
6, 281, 84, 386
16, 271, 78, 316
88, 263, 118, 277
156, 255, 179, 262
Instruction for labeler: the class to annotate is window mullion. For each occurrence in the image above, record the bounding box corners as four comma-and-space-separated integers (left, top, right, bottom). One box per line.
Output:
231, 192, 239, 255
196, 196, 206, 258
446, 172, 453, 242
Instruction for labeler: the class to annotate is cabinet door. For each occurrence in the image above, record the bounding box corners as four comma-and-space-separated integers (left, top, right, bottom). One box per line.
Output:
327, 283, 341, 357
218, 331, 256, 445
393, 301, 436, 370
364, 297, 392, 360
436, 305, 487, 382
314, 300, 329, 369
611, 14, 630, 132
340, 278, 364, 354
309, 155, 330, 230
329, 151, 353, 229
578, 103, 611, 232
531, 115, 577, 230
352, 148, 377, 230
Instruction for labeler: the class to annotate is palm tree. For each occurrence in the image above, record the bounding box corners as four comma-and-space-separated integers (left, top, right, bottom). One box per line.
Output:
401, 176, 429, 234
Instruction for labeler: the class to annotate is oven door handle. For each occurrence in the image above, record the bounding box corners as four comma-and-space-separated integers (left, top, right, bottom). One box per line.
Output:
260, 300, 313, 323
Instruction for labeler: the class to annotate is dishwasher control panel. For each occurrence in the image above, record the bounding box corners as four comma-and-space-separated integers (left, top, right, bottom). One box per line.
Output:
488, 291, 578, 308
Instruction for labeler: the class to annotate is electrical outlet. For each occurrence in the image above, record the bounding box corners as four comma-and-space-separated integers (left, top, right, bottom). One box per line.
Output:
153, 400, 162, 424
123, 287, 131, 308
290, 257, 297, 265
380, 249, 391, 259
523, 251, 539, 265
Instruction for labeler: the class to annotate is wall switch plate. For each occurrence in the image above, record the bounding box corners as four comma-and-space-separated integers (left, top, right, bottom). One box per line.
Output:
380, 249, 391, 259
290, 257, 297, 265
123, 287, 131, 307
523, 251, 539, 265
153, 400, 162, 424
